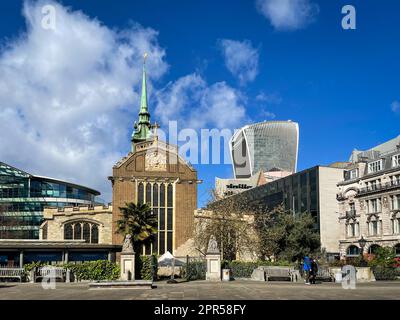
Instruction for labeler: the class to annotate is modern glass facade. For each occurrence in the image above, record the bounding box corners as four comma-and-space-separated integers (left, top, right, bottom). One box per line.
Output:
232, 166, 321, 230
0, 162, 100, 239
230, 121, 299, 178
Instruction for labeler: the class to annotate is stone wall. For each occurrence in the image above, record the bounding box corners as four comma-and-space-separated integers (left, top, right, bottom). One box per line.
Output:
41, 205, 113, 244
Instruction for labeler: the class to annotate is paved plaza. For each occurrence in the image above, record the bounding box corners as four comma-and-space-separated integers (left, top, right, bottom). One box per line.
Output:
0, 280, 399, 300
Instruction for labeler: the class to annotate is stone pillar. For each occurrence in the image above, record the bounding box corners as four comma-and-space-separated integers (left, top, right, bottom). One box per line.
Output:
120, 235, 135, 281
205, 236, 221, 281
64, 250, 69, 263
19, 250, 24, 268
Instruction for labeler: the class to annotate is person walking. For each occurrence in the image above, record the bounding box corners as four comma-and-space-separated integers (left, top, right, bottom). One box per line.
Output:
310, 258, 319, 284
303, 255, 311, 285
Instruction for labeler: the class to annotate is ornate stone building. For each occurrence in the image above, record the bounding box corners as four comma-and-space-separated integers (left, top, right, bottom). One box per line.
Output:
109, 57, 198, 256
337, 136, 400, 258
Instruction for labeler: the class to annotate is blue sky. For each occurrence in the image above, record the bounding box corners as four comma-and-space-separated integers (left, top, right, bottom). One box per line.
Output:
0, 0, 399, 206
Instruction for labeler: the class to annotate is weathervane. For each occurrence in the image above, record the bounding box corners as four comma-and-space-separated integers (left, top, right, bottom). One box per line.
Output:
143, 52, 148, 63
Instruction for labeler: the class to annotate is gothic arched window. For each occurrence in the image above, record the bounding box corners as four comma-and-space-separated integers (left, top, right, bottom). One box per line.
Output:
83, 223, 91, 243
138, 182, 144, 205
64, 224, 73, 240
91, 225, 99, 244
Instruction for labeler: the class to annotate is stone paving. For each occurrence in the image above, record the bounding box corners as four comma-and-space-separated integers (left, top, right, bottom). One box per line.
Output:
0, 280, 399, 300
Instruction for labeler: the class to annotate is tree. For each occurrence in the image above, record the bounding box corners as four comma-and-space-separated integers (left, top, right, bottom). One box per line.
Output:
194, 189, 261, 261
254, 204, 320, 262
116, 202, 158, 252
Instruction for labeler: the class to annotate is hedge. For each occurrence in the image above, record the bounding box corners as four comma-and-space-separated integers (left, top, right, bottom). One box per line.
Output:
185, 261, 206, 281
372, 266, 400, 281
224, 260, 295, 278
136, 255, 157, 280
65, 261, 120, 281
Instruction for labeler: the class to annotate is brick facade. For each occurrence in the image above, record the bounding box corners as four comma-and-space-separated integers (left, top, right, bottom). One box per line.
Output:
109, 138, 198, 255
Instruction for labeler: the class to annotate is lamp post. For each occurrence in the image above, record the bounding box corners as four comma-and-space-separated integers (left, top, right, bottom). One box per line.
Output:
358, 236, 367, 267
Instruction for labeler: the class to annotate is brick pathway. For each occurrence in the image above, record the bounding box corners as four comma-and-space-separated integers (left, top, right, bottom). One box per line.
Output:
0, 280, 399, 300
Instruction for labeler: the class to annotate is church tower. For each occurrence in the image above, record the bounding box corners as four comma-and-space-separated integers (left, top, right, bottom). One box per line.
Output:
110, 55, 199, 257
131, 53, 154, 152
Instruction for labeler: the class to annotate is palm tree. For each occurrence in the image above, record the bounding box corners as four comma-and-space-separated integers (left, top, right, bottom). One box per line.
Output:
116, 202, 158, 252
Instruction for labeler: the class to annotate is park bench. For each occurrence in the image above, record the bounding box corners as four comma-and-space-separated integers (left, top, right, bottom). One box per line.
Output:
35, 266, 66, 282
316, 266, 334, 282
263, 266, 294, 282
0, 268, 25, 282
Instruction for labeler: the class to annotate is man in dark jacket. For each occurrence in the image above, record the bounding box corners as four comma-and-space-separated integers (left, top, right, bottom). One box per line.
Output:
310, 258, 319, 284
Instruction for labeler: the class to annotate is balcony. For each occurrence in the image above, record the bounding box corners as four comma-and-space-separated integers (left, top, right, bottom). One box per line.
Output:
357, 180, 400, 197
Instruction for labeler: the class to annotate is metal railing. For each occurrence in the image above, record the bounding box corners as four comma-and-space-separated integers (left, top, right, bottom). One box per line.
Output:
357, 180, 400, 196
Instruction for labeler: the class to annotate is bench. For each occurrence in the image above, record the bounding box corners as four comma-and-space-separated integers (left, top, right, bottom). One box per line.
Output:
35, 267, 66, 282
263, 266, 295, 282
0, 268, 25, 282
316, 267, 334, 282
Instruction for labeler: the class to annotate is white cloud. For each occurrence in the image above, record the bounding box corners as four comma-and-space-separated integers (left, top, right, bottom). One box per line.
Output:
256, 0, 319, 31
391, 100, 400, 113
255, 92, 282, 105
0, 0, 168, 201
218, 39, 259, 86
154, 73, 247, 130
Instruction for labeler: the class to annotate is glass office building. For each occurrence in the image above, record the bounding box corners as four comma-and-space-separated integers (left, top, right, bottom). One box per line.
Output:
230, 120, 299, 178
0, 162, 100, 239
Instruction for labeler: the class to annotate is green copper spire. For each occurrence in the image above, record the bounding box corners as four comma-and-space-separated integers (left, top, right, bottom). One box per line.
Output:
131, 53, 152, 151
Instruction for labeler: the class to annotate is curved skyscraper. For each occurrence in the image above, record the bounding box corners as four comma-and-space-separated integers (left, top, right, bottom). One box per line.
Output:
230, 120, 299, 178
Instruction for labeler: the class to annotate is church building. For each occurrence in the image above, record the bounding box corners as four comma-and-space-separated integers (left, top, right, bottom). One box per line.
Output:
109, 56, 199, 256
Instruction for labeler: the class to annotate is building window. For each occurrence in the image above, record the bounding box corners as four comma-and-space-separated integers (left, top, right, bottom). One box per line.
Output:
368, 160, 382, 174
392, 216, 400, 234
64, 221, 99, 244
368, 244, 381, 255
368, 218, 381, 236
83, 223, 91, 243
74, 223, 82, 240
391, 175, 400, 186
390, 195, 400, 210
347, 221, 359, 238
392, 154, 400, 168
347, 245, 360, 256
146, 183, 152, 205
368, 198, 381, 213
42, 223, 48, 240
152, 184, 159, 207
349, 169, 358, 179
64, 224, 73, 240
138, 182, 144, 205
91, 225, 99, 244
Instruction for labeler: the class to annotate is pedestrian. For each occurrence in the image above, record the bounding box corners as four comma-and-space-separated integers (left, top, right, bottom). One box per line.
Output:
303, 255, 311, 285
310, 258, 319, 284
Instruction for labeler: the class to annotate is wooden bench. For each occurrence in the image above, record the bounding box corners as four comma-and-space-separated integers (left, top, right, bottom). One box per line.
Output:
263, 266, 294, 282
316, 266, 334, 282
0, 268, 25, 282
35, 267, 66, 282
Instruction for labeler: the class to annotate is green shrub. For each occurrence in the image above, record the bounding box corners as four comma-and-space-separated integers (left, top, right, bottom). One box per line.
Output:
185, 261, 206, 281
23, 262, 46, 272
372, 266, 400, 281
64, 260, 120, 281
136, 255, 157, 280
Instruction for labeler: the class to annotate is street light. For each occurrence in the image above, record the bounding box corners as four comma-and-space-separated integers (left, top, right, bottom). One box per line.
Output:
358, 236, 367, 266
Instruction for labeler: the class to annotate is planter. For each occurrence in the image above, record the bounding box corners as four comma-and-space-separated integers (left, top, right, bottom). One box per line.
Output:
222, 269, 231, 281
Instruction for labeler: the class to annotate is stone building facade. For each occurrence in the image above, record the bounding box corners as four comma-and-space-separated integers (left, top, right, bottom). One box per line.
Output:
40, 205, 113, 245
337, 138, 400, 258
109, 56, 198, 256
